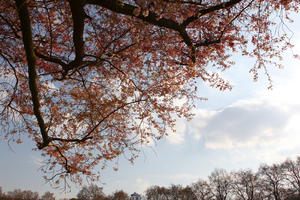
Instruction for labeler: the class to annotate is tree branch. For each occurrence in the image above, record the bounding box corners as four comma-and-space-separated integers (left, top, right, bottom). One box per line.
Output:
194, 0, 254, 47
66, 0, 86, 71
86, 0, 195, 48
49, 98, 147, 145
51, 136, 93, 143
15, 0, 51, 149
0, 52, 19, 115
34, 49, 68, 67
81, 98, 148, 141
163, 0, 205, 6
87, 0, 181, 31
0, 14, 21, 39
182, 0, 242, 27
36, 0, 87, 77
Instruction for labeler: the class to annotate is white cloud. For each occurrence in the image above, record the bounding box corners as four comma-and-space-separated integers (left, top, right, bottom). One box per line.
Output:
189, 109, 217, 140
188, 97, 300, 151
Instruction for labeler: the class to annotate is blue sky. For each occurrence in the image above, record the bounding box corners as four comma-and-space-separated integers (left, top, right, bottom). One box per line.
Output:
1, 14, 300, 200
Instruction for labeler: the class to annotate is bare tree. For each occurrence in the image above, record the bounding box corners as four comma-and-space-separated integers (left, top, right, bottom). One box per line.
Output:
77, 185, 107, 200
191, 179, 214, 200
178, 186, 198, 200
41, 191, 56, 200
281, 158, 300, 199
145, 184, 197, 200
231, 170, 262, 200
169, 185, 182, 200
258, 164, 286, 200
109, 190, 130, 200
146, 186, 169, 200
6, 189, 39, 200
209, 169, 232, 200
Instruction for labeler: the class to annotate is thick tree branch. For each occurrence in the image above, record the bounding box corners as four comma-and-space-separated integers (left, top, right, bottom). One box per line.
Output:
15, 0, 50, 149
86, 0, 196, 48
182, 0, 242, 27
195, 38, 221, 47
51, 136, 93, 143
163, 0, 206, 6
87, 0, 181, 31
66, 0, 86, 71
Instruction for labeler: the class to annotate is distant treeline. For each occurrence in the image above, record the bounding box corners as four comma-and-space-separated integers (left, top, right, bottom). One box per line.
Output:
1, 156, 300, 200
146, 157, 300, 200
0, 189, 54, 200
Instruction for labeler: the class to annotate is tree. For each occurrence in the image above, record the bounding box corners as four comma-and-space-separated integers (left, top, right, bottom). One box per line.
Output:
208, 169, 232, 200
191, 179, 215, 200
77, 185, 107, 200
231, 170, 262, 200
281, 158, 300, 197
146, 186, 169, 200
0, 0, 299, 186
177, 186, 198, 200
108, 190, 130, 200
258, 164, 286, 200
5, 189, 39, 200
145, 184, 197, 200
284, 194, 300, 200
41, 191, 56, 200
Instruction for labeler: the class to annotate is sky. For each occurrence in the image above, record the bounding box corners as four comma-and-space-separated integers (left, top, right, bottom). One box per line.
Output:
1, 12, 300, 200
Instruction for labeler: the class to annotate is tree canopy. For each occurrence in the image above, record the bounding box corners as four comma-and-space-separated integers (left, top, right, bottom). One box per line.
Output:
0, 0, 299, 186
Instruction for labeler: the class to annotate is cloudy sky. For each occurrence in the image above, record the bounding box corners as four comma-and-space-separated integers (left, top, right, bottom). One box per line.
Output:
1, 14, 300, 200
